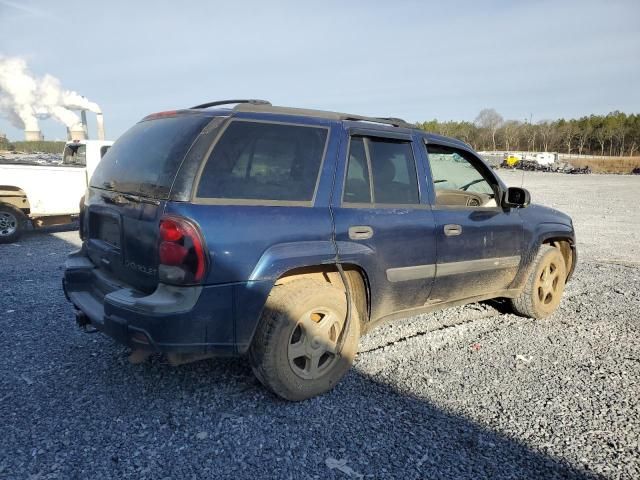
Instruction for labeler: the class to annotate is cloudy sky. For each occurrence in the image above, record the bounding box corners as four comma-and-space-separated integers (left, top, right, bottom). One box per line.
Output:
0, 0, 639, 140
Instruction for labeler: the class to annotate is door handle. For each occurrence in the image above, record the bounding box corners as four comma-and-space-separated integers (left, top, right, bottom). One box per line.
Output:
444, 224, 462, 236
348, 225, 374, 240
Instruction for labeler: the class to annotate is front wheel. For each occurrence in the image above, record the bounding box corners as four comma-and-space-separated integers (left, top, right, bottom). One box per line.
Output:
0, 205, 26, 244
510, 245, 567, 319
249, 279, 360, 401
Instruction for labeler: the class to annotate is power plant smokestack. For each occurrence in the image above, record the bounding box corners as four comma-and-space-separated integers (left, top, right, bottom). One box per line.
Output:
80, 110, 88, 138
24, 130, 43, 141
69, 124, 87, 141
0, 56, 105, 140
96, 112, 105, 140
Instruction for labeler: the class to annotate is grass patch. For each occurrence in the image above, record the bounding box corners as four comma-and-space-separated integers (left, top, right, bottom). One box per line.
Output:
1, 140, 67, 154
568, 157, 640, 174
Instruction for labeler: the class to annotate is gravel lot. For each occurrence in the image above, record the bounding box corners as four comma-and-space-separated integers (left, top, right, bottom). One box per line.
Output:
1, 171, 639, 479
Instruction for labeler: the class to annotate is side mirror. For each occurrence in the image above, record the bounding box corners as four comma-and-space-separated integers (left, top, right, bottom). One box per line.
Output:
503, 187, 530, 208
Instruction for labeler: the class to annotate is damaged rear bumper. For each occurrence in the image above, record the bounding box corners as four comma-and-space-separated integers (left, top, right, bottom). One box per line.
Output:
63, 250, 237, 355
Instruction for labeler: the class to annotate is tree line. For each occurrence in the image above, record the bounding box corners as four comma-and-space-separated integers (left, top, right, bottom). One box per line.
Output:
0, 137, 66, 154
418, 110, 640, 157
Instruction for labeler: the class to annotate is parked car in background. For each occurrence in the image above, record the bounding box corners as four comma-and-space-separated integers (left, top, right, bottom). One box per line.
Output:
63, 100, 577, 400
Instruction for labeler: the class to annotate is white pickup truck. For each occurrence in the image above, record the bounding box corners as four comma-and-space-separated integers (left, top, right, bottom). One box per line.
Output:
0, 139, 113, 243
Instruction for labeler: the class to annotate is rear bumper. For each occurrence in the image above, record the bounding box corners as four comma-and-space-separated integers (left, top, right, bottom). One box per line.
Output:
63, 250, 237, 355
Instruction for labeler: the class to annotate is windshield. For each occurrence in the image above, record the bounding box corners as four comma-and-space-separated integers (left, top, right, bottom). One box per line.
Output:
90, 114, 210, 198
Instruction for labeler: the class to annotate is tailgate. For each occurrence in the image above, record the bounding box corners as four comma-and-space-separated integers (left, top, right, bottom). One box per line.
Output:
82, 112, 213, 292
85, 187, 163, 293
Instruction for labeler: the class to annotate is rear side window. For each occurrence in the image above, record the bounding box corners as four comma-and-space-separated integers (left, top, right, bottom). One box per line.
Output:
343, 136, 419, 205
196, 121, 328, 202
343, 137, 371, 203
91, 114, 210, 198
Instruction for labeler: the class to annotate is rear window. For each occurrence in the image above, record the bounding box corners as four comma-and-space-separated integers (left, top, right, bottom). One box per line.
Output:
91, 114, 210, 198
62, 144, 86, 167
196, 121, 328, 202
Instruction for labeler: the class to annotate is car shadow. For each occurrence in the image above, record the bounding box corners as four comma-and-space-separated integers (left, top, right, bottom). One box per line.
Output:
1, 229, 598, 479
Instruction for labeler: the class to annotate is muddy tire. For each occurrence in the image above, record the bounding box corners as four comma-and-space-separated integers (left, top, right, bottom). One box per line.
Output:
249, 279, 360, 401
510, 245, 567, 319
0, 205, 26, 244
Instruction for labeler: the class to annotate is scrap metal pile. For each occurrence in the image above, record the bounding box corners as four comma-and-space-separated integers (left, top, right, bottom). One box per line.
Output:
501, 159, 591, 174
0, 152, 62, 166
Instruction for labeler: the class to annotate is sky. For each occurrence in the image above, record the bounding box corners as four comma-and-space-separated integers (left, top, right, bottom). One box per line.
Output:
0, 0, 639, 141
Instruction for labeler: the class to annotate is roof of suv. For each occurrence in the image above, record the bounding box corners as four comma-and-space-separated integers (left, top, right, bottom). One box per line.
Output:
179, 99, 470, 150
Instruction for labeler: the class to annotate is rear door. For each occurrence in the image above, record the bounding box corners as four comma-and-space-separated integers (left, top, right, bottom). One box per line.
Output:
84, 113, 212, 292
424, 140, 523, 303
332, 129, 437, 321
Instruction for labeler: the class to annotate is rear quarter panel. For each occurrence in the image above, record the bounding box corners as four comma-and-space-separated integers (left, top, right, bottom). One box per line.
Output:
164, 118, 342, 351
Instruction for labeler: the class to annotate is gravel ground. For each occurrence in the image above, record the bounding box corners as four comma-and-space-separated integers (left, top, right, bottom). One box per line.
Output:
1, 171, 639, 479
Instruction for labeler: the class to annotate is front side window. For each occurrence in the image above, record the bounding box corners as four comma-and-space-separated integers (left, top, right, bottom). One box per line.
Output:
197, 121, 328, 202
343, 136, 419, 205
426, 144, 498, 207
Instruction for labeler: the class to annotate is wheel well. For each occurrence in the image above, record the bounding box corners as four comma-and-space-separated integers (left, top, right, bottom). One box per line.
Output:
276, 264, 370, 325
542, 238, 574, 277
0, 186, 30, 215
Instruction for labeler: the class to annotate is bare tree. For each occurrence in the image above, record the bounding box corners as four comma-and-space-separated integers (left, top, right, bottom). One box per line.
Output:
560, 123, 575, 155
538, 121, 554, 152
501, 120, 521, 151
474, 108, 503, 151
524, 123, 537, 151
575, 119, 592, 155
593, 124, 608, 156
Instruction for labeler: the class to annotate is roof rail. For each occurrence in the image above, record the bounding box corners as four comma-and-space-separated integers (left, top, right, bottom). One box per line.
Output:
190, 99, 271, 109
341, 114, 414, 129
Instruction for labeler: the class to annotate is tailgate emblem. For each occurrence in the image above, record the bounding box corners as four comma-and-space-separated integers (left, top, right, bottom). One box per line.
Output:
124, 260, 157, 276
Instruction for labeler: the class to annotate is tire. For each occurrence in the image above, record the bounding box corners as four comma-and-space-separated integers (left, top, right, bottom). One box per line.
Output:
0, 204, 26, 244
510, 245, 567, 319
249, 278, 360, 401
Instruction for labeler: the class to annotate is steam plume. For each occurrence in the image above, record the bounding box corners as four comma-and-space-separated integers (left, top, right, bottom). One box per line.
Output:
0, 55, 100, 132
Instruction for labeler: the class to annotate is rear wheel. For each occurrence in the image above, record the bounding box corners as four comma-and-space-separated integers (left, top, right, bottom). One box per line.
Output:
249, 279, 360, 401
510, 245, 567, 318
0, 205, 26, 244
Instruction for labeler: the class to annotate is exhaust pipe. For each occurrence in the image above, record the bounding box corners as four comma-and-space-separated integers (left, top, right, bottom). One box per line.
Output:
75, 310, 90, 328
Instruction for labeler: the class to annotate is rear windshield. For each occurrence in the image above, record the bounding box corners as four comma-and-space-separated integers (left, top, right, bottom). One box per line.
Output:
62, 144, 86, 167
91, 114, 210, 198
196, 121, 328, 202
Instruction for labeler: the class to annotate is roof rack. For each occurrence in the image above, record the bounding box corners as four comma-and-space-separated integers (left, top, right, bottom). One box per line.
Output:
341, 114, 414, 129
190, 99, 271, 109
190, 100, 415, 129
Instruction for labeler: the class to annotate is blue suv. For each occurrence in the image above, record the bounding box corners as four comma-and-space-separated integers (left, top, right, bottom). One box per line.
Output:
63, 100, 576, 400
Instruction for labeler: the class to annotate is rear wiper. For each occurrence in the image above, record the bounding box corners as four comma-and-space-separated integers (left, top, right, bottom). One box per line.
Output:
100, 192, 160, 206
120, 193, 160, 206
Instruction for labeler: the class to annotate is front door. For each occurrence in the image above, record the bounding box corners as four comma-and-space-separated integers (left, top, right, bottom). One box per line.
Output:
424, 141, 524, 303
332, 131, 437, 322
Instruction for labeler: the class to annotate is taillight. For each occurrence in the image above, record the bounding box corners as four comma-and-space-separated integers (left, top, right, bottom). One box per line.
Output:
78, 195, 86, 241
158, 216, 208, 284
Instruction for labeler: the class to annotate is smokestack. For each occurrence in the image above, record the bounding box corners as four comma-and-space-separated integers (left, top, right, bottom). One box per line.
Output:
70, 124, 86, 140
25, 130, 43, 141
80, 110, 89, 139
96, 112, 105, 140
